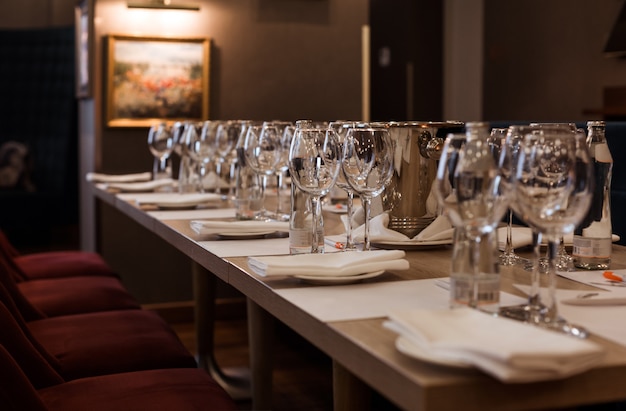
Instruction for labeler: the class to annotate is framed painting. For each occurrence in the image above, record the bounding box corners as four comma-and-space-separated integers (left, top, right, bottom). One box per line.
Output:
75, 0, 93, 98
105, 35, 210, 127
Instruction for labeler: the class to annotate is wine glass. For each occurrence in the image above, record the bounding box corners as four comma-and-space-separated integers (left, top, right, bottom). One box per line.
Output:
328, 120, 358, 250
186, 121, 217, 194
513, 126, 593, 334
530, 122, 579, 271
434, 131, 510, 311
147, 122, 174, 182
289, 127, 341, 253
244, 122, 282, 220
342, 126, 394, 251
269, 120, 294, 221
490, 127, 529, 267
214, 120, 240, 199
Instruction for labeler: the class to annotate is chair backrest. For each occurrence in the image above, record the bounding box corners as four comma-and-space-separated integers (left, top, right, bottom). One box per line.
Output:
0, 298, 63, 389
0, 281, 62, 379
0, 344, 49, 411
0, 229, 20, 258
0, 251, 45, 320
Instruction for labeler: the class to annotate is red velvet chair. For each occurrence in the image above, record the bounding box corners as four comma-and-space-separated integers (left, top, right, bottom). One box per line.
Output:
0, 250, 141, 318
0, 343, 237, 411
0, 283, 198, 381
0, 230, 117, 280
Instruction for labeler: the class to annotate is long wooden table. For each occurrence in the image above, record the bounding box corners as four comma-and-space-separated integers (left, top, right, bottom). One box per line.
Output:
91, 184, 626, 411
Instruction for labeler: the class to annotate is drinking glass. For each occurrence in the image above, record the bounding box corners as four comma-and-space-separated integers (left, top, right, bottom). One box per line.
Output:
147, 122, 174, 181
490, 127, 529, 267
328, 120, 358, 250
342, 126, 394, 251
434, 132, 510, 311
187, 121, 217, 194
513, 126, 593, 335
244, 122, 282, 220
530, 123, 579, 271
289, 127, 341, 253
269, 120, 294, 221
214, 120, 240, 199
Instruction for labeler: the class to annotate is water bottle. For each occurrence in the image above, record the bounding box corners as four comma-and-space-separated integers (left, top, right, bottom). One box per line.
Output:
573, 121, 613, 269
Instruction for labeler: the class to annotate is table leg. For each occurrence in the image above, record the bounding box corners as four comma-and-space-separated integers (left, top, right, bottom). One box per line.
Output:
192, 261, 251, 400
333, 360, 372, 411
247, 298, 275, 410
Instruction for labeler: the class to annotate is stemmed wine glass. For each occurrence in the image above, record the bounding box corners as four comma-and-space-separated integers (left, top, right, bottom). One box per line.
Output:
147, 122, 174, 181
513, 126, 593, 335
186, 121, 217, 194
341, 126, 394, 251
269, 120, 294, 221
434, 130, 510, 311
288, 127, 341, 253
328, 120, 358, 250
214, 120, 240, 199
490, 127, 529, 267
244, 122, 282, 220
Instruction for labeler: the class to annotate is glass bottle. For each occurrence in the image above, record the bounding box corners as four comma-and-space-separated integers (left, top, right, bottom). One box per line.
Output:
288, 120, 324, 254
573, 121, 613, 269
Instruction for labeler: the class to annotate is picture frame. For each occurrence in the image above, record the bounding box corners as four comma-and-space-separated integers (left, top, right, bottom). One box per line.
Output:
105, 35, 210, 128
75, 0, 93, 98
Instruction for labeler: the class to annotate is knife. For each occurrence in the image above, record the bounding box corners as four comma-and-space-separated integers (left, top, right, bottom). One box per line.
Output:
561, 295, 626, 306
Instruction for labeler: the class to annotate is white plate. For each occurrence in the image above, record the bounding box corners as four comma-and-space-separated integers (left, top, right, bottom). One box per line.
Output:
371, 239, 453, 251
295, 270, 385, 285
395, 336, 473, 369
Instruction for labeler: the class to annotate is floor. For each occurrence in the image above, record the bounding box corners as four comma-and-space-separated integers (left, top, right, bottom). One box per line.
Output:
170, 317, 337, 411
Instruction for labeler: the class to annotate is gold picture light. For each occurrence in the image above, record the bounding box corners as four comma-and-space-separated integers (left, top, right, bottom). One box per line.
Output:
127, 0, 200, 11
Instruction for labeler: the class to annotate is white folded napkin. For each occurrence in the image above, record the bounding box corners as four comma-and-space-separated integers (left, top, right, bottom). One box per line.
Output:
248, 249, 409, 277
105, 178, 174, 192
351, 213, 454, 243
190, 219, 289, 235
201, 171, 230, 190
385, 307, 605, 383
86, 172, 152, 183
136, 193, 222, 206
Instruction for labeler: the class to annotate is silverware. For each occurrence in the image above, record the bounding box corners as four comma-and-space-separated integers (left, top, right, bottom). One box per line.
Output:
590, 281, 626, 288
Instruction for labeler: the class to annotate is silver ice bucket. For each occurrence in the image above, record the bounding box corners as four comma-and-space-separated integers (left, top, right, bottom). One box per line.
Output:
381, 121, 464, 238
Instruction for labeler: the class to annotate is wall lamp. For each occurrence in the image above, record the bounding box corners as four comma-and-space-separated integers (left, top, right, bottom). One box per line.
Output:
127, 0, 200, 11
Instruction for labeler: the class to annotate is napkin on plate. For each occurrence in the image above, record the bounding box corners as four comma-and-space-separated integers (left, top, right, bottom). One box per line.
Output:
248, 249, 409, 277
385, 307, 605, 383
351, 212, 454, 243
190, 219, 289, 235
86, 172, 152, 183
105, 178, 174, 192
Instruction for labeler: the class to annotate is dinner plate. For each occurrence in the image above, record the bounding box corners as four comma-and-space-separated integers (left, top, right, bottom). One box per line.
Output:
395, 336, 473, 369
371, 239, 453, 251
295, 270, 385, 285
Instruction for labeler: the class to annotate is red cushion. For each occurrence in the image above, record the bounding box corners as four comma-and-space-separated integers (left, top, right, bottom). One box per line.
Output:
0, 302, 64, 389
0, 257, 45, 321
14, 251, 118, 280
40, 368, 237, 411
0, 344, 51, 411
28, 309, 198, 380
17, 276, 140, 317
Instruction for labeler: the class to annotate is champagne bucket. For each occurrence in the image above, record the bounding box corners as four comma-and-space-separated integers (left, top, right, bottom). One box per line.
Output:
381, 121, 464, 238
